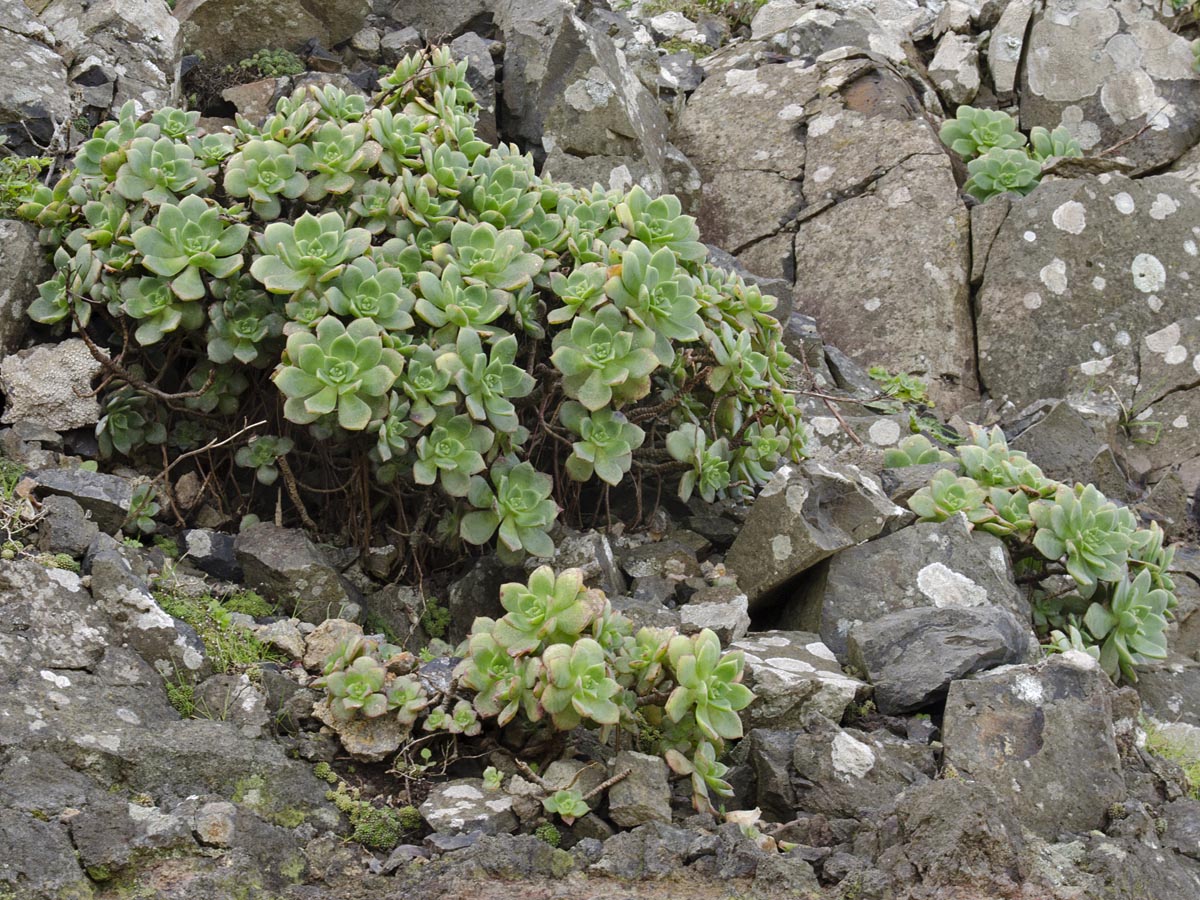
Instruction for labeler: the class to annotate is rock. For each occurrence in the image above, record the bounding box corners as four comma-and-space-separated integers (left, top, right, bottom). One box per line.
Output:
0, 219, 47, 354
679, 583, 750, 644
379, 25, 423, 63
618, 540, 702, 581
748, 718, 937, 822
812, 515, 1027, 660
975, 173, 1200, 490
846, 606, 1037, 714
179, 527, 240, 581
351, 25, 381, 56
1, 339, 102, 431
446, 555, 520, 645
0, 560, 110, 670
30, 466, 133, 534
588, 822, 695, 879
928, 32, 980, 106
732, 631, 868, 728
38, 0, 181, 111
658, 51, 703, 95
1020, 0, 1200, 172
1009, 399, 1115, 486
193, 673, 271, 733
538, 528, 625, 596
1133, 655, 1200, 727
449, 32, 497, 143
388, 0, 487, 40
235, 523, 363, 624
175, 0, 370, 68
89, 549, 211, 680
194, 800, 238, 847
0, 807, 94, 898
543, 759, 607, 798
302, 618, 363, 671
987, 0, 1034, 98
312, 694, 409, 762
69, 794, 197, 875
607, 751, 671, 828
726, 460, 904, 611
492, 0, 697, 204
420, 779, 518, 835
363, 583, 426, 651
0, 5, 71, 153
221, 76, 283, 122
942, 652, 1124, 837
36, 493, 99, 556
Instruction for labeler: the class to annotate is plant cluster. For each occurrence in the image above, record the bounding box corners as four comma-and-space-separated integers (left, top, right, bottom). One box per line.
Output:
939, 106, 1083, 201
20, 46, 806, 562
233, 49, 306, 79
315, 565, 754, 814
0, 137, 52, 217
898, 426, 1175, 682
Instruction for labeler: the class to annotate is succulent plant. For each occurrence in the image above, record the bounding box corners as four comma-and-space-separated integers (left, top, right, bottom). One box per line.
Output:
456, 627, 536, 725
372, 393, 416, 462
190, 132, 237, 171
151, 107, 201, 142
615, 185, 707, 263
908, 469, 990, 525
27, 244, 103, 326
222, 139, 309, 220
540, 638, 622, 729
439, 327, 534, 433
234, 435, 295, 486
1128, 520, 1176, 595
463, 150, 542, 229
273, 316, 404, 429
706, 321, 769, 396
309, 83, 368, 124
976, 487, 1035, 538
367, 107, 426, 176
939, 106, 1027, 160
666, 423, 731, 503
251, 211, 372, 293
98, 388, 166, 457
114, 136, 209, 205
883, 434, 954, 468
550, 305, 659, 411
325, 257, 416, 332
964, 148, 1043, 201
542, 788, 589, 825
120, 275, 207, 345
547, 262, 608, 325
125, 482, 161, 535
398, 343, 457, 426
956, 426, 1051, 495
489, 566, 604, 656
605, 240, 703, 365
1083, 569, 1171, 682
664, 629, 753, 744
132, 194, 250, 301
665, 739, 734, 812
412, 413, 494, 496
207, 286, 284, 365
461, 459, 558, 558
434, 220, 543, 294
1031, 484, 1137, 598
558, 401, 645, 486
322, 656, 389, 720
385, 674, 428, 727
291, 122, 381, 200
413, 264, 508, 335
184, 361, 250, 415
1028, 125, 1082, 162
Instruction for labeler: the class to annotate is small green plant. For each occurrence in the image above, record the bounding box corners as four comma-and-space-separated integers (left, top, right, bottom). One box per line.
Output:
542, 788, 590, 825
325, 781, 416, 850
154, 588, 285, 675
482, 766, 503, 790
939, 105, 1084, 201
224, 589, 275, 617
908, 425, 1176, 682
0, 138, 52, 216
868, 366, 931, 409
234, 434, 295, 485
1145, 721, 1200, 800
235, 48, 306, 79
883, 434, 954, 468
418, 596, 450, 639
534, 822, 561, 847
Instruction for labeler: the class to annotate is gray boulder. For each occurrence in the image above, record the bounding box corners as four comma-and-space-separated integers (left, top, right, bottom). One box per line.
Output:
725, 460, 904, 611
0, 4, 71, 153
0, 808, 94, 898
420, 778, 518, 835
180, 528, 242, 581
30, 466, 132, 534
234, 522, 362, 624
732, 631, 867, 728
1, 340, 102, 431
607, 750, 671, 828
36, 493, 99, 556
942, 652, 1125, 837
1020, 0, 1200, 172
812, 515, 1026, 659
0, 560, 110, 670
175, 0, 369, 68
1133, 655, 1200, 727
846, 606, 1037, 714
0, 219, 47, 355
38, 0, 181, 111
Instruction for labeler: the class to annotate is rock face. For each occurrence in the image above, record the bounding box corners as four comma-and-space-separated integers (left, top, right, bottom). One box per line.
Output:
725, 460, 904, 610
732, 631, 867, 728
0, 3, 71, 152
811, 515, 1026, 660
0, 220, 46, 355
674, 52, 977, 410
175, 0, 369, 67
847, 606, 1036, 714
0, 339, 102, 430
942, 652, 1125, 838
38, 0, 181, 111
420, 779, 518, 835
1019, 0, 1200, 172
974, 172, 1200, 489
234, 523, 362, 623
31, 466, 133, 533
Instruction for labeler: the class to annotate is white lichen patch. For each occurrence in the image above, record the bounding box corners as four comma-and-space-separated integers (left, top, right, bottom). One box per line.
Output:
1039, 258, 1069, 294
864, 297, 881, 311
811, 165, 836, 183
1023, 291, 1043, 310
1024, 230, 1037, 243
1052, 201, 1087, 234
1150, 193, 1179, 219
443, 784, 484, 801
1113, 192, 1136, 215
1144, 322, 1180, 353
1012, 674, 1045, 705
1166, 345, 1188, 365
1173, 414, 1189, 428
831, 731, 876, 780
771, 534, 793, 562
40, 670, 70, 689
810, 416, 840, 436
805, 641, 838, 661
777, 103, 805, 120
867, 419, 902, 446
1092, 276, 1107, 291
916, 562, 988, 607
1080, 356, 1113, 376
1131, 253, 1166, 293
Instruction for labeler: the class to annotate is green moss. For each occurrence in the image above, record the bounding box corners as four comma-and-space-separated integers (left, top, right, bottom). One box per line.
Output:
86, 865, 113, 882
233, 49, 305, 78
35, 553, 82, 573
419, 596, 450, 640
278, 855, 305, 884
325, 784, 416, 851
166, 679, 195, 717
534, 822, 561, 847
151, 535, 179, 557
154, 589, 283, 674
397, 805, 421, 831
272, 807, 307, 829
313, 762, 338, 784
232, 773, 309, 829
223, 589, 275, 618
